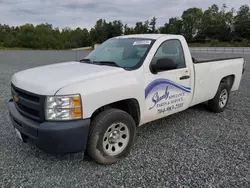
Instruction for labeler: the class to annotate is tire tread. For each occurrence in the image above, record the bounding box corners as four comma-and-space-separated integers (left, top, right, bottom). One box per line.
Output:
207, 83, 229, 113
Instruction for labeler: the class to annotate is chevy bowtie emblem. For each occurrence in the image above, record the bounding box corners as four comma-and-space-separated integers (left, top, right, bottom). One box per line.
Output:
13, 95, 19, 103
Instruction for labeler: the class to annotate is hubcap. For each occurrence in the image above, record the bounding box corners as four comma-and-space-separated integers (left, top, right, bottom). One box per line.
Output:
102, 122, 130, 156
219, 89, 228, 108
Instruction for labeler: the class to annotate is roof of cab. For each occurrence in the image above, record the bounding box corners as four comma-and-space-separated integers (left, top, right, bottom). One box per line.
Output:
114, 34, 180, 40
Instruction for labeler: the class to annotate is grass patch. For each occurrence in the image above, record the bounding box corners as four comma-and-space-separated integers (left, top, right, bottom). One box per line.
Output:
71, 46, 93, 51
0, 46, 32, 50
85, 47, 94, 51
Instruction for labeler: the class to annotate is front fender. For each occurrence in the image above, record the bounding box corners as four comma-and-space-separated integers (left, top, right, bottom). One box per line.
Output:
56, 70, 144, 119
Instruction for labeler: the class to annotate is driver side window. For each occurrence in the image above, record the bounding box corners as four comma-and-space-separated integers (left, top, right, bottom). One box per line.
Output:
154, 39, 186, 69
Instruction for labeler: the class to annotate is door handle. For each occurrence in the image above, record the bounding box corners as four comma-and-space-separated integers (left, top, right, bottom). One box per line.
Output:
179, 75, 190, 80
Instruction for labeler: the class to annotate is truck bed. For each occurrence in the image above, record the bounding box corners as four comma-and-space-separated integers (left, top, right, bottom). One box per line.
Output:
190, 57, 244, 107
192, 57, 243, 64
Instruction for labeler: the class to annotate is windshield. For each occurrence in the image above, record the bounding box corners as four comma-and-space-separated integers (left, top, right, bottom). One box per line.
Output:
82, 38, 154, 69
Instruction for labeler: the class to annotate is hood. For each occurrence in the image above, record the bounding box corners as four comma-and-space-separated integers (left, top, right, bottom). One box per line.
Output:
11, 61, 125, 95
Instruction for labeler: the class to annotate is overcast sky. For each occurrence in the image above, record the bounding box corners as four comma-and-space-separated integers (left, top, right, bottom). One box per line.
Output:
0, 0, 248, 29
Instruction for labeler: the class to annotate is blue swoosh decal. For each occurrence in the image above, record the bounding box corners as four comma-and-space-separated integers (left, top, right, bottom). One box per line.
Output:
145, 79, 191, 98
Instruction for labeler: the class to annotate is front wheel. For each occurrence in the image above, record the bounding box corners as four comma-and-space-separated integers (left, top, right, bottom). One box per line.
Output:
87, 109, 136, 165
207, 83, 230, 113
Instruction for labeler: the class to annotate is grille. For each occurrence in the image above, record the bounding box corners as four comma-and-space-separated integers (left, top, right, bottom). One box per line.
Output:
11, 84, 45, 121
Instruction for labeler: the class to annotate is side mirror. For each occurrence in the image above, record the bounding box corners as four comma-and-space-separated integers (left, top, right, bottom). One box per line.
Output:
151, 58, 177, 73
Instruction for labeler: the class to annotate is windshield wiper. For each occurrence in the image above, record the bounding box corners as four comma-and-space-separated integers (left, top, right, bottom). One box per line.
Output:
94, 61, 131, 70
79, 58, 92, 63
80, 59, 130, 70
80, 59, 118, 67
93, 61, 121, 68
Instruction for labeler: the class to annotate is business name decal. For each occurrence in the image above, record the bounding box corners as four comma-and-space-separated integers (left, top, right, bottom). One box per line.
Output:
145, 79, 191, 115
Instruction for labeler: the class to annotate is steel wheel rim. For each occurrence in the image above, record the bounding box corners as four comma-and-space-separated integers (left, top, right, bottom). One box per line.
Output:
219, 89, 228, 108
102, 122, 130, 156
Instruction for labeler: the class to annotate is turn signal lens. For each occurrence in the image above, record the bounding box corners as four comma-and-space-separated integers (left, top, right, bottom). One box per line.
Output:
73, 96, 81, 107
73, 108, 82, 118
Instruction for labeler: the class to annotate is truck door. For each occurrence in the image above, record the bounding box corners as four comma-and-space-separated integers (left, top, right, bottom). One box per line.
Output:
144, 39, 193, 122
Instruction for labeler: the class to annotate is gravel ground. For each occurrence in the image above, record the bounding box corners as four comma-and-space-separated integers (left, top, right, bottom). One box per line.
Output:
0, 51, 249, 187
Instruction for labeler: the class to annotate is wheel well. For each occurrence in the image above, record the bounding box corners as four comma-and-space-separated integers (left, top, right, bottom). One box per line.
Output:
220, 75, 235, 91
91, 99, 141, 126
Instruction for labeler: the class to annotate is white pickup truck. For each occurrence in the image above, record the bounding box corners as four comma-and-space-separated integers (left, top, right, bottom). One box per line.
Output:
9, 34, 246, 164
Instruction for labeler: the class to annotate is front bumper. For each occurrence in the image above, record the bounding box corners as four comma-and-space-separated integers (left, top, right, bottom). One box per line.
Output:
8, 100, 90, 154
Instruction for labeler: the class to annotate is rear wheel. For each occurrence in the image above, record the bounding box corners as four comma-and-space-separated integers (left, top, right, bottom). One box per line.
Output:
207, 83, 230, 113
87, 109, 136, 165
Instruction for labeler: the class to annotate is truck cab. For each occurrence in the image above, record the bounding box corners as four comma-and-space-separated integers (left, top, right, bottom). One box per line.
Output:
8, 34, 245, 165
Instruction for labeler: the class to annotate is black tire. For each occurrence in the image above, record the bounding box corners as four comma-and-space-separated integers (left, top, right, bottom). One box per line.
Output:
87, 108, 136, 165
207, 83, 230, 113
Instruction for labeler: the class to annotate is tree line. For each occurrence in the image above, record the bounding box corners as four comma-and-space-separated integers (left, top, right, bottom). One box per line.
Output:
0, 4, 250, 49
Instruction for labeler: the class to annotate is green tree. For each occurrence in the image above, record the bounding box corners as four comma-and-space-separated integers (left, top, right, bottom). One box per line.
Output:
89, 28, 98, 45
134, 21, 150, 33
60, 27, 69, 48
198, 4, 234, 41
182, 8, 203, 41
197, 4, 218, 40
234, 5, 250, 40
93, 19, 108, 43
168, 17, 183, 34
149, 17, 157, 33
158, 23, 169, 34
124, 24, 134, 35
17, 24, 37, 48
112, 20, 123, 36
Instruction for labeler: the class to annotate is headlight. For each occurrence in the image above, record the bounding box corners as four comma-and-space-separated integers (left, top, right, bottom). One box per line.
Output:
45, 94, 82, 120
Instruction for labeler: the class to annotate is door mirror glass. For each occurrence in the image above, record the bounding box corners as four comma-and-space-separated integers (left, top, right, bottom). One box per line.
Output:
151, 58, 178, 73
